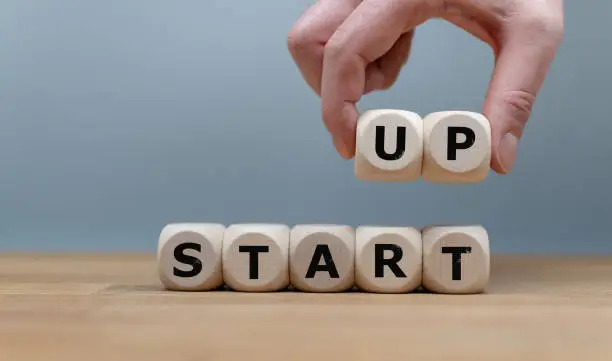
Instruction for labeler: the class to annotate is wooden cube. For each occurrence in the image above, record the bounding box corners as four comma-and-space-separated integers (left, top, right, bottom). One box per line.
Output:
355, 226, 422, 293
222, 223, 290, 292
421, 225, 490, 294
157, 223, 225, 291
355, 109, 423, 182
422, 111, 491, 183
289, 224, 355, 292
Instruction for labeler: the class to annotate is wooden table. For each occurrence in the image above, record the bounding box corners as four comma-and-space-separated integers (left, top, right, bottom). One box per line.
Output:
0, 253, 611, 360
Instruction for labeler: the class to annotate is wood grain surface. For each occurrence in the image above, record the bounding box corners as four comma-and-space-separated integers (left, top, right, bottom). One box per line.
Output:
1, 253, 611, 361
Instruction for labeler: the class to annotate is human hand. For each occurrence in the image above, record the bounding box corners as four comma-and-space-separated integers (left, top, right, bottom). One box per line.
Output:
287, 0, 564, 174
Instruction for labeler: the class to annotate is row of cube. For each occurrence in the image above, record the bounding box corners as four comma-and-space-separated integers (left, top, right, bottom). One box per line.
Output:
355, 109, 491, 183
158, 223, 490, 294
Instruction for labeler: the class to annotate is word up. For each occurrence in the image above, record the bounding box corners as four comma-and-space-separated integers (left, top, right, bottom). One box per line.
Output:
355, 110, 492, 183
157, 223, 490, 294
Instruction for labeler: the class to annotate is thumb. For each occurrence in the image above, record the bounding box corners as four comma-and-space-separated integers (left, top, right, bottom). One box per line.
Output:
483, 17, 563, 174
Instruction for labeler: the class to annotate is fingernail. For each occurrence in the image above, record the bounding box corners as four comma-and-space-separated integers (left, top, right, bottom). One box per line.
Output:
497, 132, 519, 173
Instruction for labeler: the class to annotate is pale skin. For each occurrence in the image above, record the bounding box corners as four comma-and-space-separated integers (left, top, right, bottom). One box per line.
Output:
287, 0, 564, 174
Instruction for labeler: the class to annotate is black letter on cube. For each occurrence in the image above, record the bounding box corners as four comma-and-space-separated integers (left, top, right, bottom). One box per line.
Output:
447, 127, 476, 160
375, 126, 406, 161
173, 242, 203, 278
305, 244, 339, 278
441, 246, 472, 281
374, 243, 406, 278
239, 245, 270, 279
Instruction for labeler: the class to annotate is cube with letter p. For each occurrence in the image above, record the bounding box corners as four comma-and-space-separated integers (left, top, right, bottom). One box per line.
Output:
422, 111, 491, 183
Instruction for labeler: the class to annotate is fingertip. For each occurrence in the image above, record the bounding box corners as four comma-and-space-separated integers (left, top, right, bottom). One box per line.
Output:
491, 132, 519, 174
331, 121, 357, 160
491, 161, 508, 175
333, 136, 354, 159
322, 98, 358, 160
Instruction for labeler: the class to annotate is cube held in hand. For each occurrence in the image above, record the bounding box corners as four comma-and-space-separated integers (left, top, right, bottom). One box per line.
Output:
422, 111, 492, 183
355, 109, 424, 182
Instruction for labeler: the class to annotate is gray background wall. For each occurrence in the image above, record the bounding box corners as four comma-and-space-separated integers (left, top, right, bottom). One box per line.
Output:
0, 1, 608, 253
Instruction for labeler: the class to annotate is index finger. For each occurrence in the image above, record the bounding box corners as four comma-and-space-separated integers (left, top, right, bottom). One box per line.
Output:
320, 0, 436, 158
287, 0, 362, 96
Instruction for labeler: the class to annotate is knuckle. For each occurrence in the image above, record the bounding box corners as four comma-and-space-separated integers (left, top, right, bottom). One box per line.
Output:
430, 0, 452, 15
323, 38, 346, 61
323, 34, 364, 72
286, 24, 316, 56
517, 10, 564, 42
502, 90, 536, 128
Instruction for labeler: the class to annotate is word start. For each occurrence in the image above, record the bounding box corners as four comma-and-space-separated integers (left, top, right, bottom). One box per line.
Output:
158, 223, 490, 294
